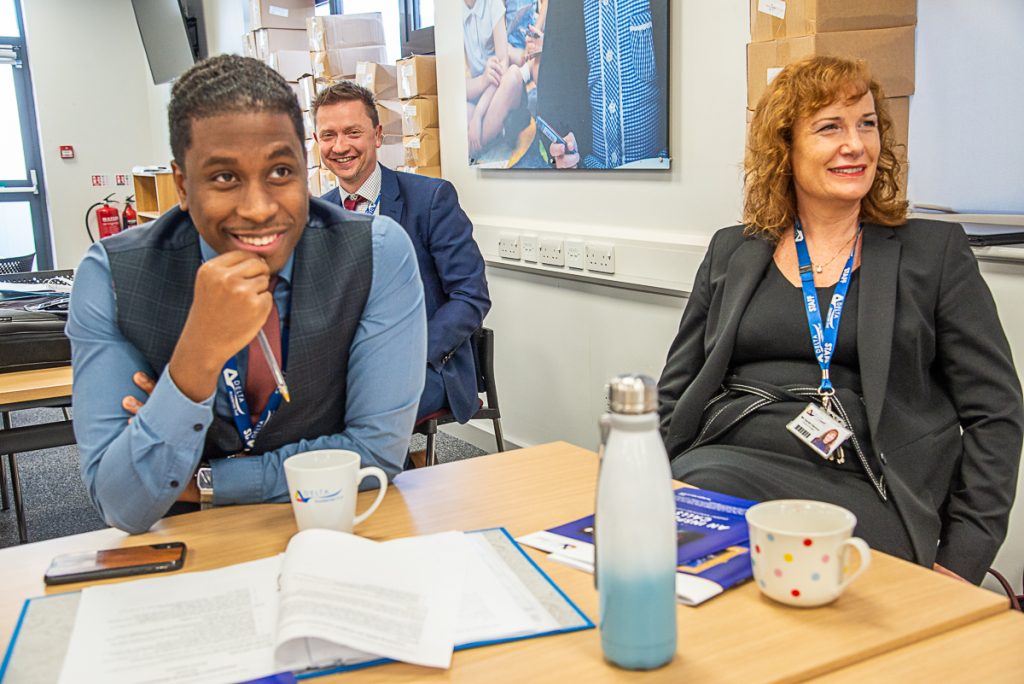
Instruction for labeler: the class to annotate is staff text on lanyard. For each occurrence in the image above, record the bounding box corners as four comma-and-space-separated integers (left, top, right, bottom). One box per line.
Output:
794, 219, 862, 407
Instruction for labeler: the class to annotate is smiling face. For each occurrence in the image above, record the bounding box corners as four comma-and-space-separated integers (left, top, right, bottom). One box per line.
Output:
791, 91, 880, 214
173, 111, 308, 274
314, 99, 383, 194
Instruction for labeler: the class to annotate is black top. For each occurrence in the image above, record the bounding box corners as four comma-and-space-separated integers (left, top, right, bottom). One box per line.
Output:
732, 263, 862, 392
703, 262, 878, 475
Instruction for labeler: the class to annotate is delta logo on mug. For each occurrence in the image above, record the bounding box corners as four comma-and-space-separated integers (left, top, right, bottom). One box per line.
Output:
293, 488, 343, 504
284, 450, 388, 533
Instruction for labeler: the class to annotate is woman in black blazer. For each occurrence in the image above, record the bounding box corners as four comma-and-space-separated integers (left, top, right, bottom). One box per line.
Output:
657, 56, 1023, 584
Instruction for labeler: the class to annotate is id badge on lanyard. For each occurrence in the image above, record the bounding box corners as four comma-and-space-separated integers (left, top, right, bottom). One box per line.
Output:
221, 321, 290, 452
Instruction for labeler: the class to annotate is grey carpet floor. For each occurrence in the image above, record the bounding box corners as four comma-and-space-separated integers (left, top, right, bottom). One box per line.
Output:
0, 408, 485, 548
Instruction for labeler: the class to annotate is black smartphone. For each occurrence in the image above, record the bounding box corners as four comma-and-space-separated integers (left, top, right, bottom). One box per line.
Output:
43, 542, 187, 585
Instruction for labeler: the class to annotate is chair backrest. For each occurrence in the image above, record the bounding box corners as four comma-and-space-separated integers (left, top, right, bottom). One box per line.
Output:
0, 253, 36, 275
472, 327, 500, 411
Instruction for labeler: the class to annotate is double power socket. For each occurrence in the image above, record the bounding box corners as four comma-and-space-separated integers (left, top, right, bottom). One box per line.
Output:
497, 234, 615, 274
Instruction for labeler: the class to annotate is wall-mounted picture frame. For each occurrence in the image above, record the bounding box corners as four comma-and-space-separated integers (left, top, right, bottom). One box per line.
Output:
462, 0, 670, 170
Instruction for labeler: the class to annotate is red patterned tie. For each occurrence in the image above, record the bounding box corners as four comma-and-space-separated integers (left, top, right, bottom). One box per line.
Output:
244, 277, 282, 424
343, 194, 361, 211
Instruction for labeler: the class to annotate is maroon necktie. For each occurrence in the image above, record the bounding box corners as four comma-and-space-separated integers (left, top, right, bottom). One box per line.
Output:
244, 276, 281, 423
343, 194, 361, 211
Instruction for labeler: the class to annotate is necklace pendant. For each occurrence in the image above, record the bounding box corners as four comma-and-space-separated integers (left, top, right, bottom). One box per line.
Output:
814, 264, 823, 273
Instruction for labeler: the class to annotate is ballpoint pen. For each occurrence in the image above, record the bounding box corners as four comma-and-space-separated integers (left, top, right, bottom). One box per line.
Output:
256, 329, 291, 402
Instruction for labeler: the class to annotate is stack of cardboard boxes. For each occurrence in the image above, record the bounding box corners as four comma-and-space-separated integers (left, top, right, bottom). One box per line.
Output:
355, 61, 404, 170
243, 0, 315, 86
307, 14, 387, 83
396, 55, 440, 178
747, 0, 916, 189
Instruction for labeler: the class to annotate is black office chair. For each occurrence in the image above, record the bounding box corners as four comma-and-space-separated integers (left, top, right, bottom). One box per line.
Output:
0, 254, 36, 275
413, 327, 505, 467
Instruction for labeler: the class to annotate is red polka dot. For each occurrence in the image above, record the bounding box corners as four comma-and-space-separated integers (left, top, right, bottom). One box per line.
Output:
755, 545, 761, 554
803, 538, 813, 546
791, 589, 800, 597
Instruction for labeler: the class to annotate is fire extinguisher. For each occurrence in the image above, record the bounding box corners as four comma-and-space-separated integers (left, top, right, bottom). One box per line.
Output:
122, 195, 138, 231
85, 193, 122, 243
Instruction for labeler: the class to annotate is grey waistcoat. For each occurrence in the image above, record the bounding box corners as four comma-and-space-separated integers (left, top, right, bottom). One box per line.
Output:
104, 198, 373, 458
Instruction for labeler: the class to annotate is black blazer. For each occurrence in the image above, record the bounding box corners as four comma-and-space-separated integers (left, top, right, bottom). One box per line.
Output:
657, 220, 1023, 582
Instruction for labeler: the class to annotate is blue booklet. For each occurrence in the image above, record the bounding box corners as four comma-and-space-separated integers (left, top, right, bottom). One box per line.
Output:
519, 488, 757, 605
546, 488, 756, 565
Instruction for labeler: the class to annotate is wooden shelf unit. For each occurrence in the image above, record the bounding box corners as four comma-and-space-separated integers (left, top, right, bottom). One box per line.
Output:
132, 171, 177, 225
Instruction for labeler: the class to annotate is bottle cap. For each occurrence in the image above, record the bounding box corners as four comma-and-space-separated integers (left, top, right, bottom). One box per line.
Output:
607, 374, 657, 414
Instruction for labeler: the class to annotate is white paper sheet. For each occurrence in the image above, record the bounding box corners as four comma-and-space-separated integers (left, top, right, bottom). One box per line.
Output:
273, 529, 463, 670
57, 556, 282, 684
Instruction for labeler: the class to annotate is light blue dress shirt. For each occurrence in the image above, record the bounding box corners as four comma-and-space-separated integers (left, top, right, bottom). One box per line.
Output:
67, 216, 427, 534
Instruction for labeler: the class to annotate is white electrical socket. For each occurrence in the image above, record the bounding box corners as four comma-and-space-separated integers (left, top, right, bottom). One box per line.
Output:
497, 233, 521, 260
538, 237, 565, 266
585, 242, 615, 274
565, 239, 585, 270
521, 234, 539, 263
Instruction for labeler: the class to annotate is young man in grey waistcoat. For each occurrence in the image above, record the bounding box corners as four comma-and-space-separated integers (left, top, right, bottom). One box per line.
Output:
66, 55, 426, 534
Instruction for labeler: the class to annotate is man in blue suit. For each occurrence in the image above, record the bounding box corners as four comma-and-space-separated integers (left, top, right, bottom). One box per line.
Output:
314, 81, 490, 437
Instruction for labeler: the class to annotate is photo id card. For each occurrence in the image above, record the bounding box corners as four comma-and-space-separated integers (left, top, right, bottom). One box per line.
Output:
786, 404, 852, 459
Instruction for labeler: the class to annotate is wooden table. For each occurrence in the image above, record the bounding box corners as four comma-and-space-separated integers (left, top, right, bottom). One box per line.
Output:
0, 442, 1014, 682
0, 366, 72, 408
0, 365, 74, 543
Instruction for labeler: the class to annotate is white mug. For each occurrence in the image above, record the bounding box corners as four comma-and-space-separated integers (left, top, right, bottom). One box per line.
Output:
283, 450, 388, 533
745, 499, 871, 607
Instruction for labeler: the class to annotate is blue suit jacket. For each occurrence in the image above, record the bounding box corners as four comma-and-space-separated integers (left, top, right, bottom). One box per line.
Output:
323, 165, 490, 423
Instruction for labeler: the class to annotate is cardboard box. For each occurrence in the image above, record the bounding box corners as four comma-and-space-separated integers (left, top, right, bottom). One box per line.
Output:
243, 32, 258, 58
356, 62, 398, 100
297, 75, 316, 111
750, 0, 917, 42
319, 167, 338, 194
378, 134, 405, 170
307, 13, 386, 52
746, 25, 915, 109
249, 0, 314, 31
253, 28, 308, 59
885, 96, 909, 161
397, 165, 442, 178
403, 130, 441, 167
307, 166, 321, 195
311, 45, 388, 81
268, 50, 313, 82
401, 96, 439, 136
376, 100, 404, 136
303, 110, 315, 139
304, 137, 321, 169
397, 55, 437, 99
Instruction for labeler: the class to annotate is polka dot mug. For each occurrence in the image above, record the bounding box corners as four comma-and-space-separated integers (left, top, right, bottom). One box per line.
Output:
745, 500, 871, 607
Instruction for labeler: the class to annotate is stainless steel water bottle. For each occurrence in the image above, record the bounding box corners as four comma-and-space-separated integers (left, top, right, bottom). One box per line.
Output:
595, 374, 677, 669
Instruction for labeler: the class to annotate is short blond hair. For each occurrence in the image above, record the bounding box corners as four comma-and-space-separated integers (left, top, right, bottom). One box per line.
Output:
743, 56, 907, 242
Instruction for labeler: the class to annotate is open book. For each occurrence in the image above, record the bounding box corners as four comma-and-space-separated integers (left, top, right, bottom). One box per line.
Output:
518, 488, 757, 606
1, 528, 591, 684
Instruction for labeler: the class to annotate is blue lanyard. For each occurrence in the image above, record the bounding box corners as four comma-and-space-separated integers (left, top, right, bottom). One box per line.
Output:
221, 323, 290, 452
794, 219, 861, 397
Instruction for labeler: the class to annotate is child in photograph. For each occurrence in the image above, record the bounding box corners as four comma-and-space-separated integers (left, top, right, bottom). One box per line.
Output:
463, 0, 525, 158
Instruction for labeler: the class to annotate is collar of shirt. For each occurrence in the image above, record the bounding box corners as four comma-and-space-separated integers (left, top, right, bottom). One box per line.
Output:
343, 163, 383, 215
198, 236, 295, 286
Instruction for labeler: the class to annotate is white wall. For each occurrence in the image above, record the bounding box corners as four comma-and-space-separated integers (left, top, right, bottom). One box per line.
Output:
434, 2, 1024, 588
22, 0, 172, 270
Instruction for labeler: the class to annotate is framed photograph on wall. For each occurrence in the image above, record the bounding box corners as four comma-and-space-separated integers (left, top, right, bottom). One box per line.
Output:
462, 0, 670, 170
